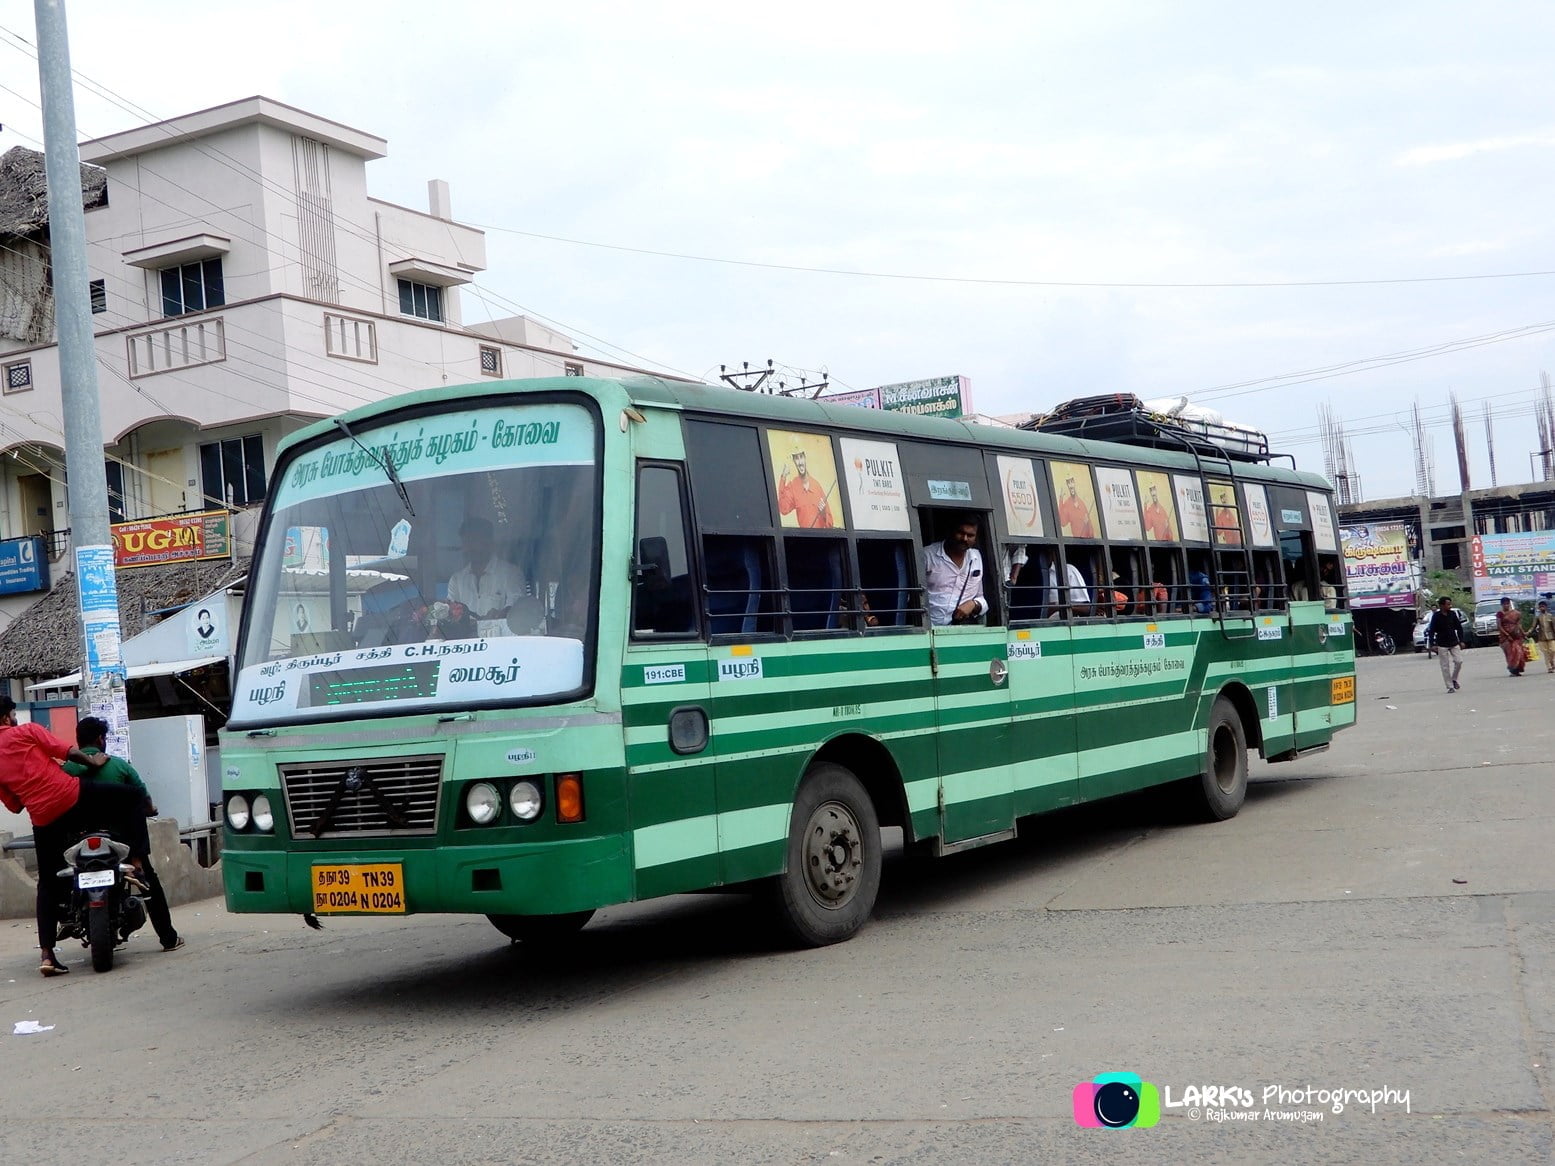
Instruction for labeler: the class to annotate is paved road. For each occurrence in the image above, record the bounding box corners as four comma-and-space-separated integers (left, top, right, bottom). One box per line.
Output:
2, 649, 1552, 1164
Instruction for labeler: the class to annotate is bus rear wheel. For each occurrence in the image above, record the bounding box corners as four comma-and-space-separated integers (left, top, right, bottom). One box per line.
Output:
768, 763, 882, 947
1191, 694, 1249, 821
487, 910, 595, 944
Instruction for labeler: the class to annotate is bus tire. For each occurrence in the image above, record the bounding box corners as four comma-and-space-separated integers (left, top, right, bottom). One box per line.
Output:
487, 910, 595, 944
1193, 695, 1248, 822
769, 763, 882, 947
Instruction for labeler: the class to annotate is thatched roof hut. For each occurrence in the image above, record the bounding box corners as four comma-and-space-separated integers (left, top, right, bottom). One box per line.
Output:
0, 558, 248, 680
0, 145, 108, 239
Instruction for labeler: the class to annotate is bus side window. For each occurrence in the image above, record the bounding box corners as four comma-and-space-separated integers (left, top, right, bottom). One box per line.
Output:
704, 534, 775, 637
1251, 550, 1284, 611
1186, 549, 1215, 614
785, 537, 848, 633
857, 538, 920, 628
1109, 546, 1149, 619
1147, 546, 1183, 618
1009, 543, 1054, 623
1316, 553, 1344, 610
632, 465, 697, 638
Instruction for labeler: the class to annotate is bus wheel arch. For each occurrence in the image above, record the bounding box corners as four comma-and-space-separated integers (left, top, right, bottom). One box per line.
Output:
809, 732, 911, 840
1214, 682, 1264, 756
1191, 689, 1252, 822
767, 759, 884, 947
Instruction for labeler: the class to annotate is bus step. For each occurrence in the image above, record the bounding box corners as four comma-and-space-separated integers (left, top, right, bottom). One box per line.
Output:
934, 826, 1018, 857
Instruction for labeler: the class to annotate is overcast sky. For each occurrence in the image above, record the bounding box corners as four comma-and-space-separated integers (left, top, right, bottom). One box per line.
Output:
5, 0, 1555, 499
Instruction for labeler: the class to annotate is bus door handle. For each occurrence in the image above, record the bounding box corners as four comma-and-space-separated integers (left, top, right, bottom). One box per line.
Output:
668, 705, 710, 755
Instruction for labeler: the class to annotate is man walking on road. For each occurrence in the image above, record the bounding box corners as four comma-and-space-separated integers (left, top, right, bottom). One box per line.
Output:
1425, 596, 1468, 693
1533, 600, 1555, 675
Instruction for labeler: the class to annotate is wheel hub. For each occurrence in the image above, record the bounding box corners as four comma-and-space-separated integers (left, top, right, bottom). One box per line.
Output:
803, 801, 863, 907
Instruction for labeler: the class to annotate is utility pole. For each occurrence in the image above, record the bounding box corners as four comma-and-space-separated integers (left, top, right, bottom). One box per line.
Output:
34, 0, 130, 755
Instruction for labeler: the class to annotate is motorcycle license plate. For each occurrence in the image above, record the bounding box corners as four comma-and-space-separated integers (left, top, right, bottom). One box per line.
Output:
76, 869, 115, 889
310, 863, 406, 914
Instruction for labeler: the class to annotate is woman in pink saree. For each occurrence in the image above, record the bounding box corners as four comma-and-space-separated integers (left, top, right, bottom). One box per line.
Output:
1496, 597, 1527, 676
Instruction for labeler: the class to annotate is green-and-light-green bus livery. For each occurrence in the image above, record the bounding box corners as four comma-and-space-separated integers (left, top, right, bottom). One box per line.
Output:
221, 376, 1355, 946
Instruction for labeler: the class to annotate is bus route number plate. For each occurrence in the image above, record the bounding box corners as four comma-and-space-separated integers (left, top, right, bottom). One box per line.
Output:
1330, 677, 1356, 704
312, 863, 406, 914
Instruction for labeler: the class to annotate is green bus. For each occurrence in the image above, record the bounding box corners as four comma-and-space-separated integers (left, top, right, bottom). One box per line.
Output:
221, 377, 1356, 945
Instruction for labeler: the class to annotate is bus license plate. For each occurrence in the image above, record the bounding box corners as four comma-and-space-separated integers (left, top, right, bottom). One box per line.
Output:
1330, 676, 1356, 704
310, 863, 406, 914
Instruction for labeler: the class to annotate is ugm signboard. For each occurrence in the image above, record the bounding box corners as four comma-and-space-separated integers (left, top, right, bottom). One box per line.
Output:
111, 510, 232, 569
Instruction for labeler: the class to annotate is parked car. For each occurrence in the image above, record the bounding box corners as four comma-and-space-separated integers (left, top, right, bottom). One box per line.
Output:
1472, 599, 1503, 639
1414, 607, 1476, 651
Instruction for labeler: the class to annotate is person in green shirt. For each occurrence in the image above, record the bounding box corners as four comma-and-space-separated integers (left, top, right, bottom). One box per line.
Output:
63, 718, 183, 952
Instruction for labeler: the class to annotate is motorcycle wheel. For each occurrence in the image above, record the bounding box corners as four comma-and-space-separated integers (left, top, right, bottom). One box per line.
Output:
1376, 633, 1396, 656
88, 904, 115, 973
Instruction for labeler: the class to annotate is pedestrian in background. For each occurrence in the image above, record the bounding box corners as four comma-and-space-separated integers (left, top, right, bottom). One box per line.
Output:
1496, 597, 1527, 677
1533, 600, 1555, 676
1425, 596, 1467, 694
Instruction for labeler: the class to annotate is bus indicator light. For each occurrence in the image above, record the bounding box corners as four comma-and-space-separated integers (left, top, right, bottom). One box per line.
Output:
556, 773, 585, 823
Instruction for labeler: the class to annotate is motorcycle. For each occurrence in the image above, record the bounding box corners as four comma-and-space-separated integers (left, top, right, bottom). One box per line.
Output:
57, 832, 147, 972
1371, 628, 1396, 656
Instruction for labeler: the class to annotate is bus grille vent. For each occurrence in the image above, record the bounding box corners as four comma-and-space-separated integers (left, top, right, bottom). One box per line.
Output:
279, 754, 442, 838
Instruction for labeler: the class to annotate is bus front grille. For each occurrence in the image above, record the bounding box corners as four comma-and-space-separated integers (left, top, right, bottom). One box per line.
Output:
279, 755, 443, 838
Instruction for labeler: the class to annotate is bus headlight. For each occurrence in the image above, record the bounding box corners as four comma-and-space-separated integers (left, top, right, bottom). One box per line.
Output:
226, 794, 251, 832
251, 794, 274, 833
509, 780, 543, 822
465, 782, 501, 825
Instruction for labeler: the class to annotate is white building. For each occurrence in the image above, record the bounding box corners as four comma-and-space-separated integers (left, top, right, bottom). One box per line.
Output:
0, 96, 674, 684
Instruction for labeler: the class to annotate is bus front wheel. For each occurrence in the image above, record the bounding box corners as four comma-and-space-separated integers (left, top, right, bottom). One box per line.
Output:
768, 763, 882, 947
1192, 695, 1249, 821
487, 910, 595, 944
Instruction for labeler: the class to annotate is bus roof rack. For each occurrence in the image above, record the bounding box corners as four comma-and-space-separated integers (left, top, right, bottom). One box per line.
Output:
1016, 393, 1272, 464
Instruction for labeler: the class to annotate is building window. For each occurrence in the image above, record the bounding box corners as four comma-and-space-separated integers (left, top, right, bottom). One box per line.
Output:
105, 460, 126, 523
89, 280, 107, 314
3, 361, 32, 394
397, 279, 443, 322
564, 361, 585, 376
479, 345, 502, 377
160, 258, 225, 317
200, 434, 266, 508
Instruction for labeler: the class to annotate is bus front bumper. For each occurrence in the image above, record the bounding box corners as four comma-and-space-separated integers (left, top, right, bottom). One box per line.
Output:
222, 835, 632, 918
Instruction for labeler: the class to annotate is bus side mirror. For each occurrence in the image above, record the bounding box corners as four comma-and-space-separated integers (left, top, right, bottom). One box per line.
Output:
634, 537, 671, 591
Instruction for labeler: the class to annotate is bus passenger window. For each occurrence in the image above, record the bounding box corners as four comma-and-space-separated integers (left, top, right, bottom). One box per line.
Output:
704, 534, 775, 637
1316, 555, 1344, 611
1186, 550, 1215, 614
1008, 544, 1054, 623
1047, 551, 1095, 619
785, 537, 848, 633
632, 465, 697, 637
1109, 547, 1149, 619
1146, 547, 1182, 618
1251, 550, 1284, 611
857, 539, 920, 628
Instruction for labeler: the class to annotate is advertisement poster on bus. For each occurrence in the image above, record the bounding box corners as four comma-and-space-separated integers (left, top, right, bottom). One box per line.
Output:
1207, 480, 1244, 547
766, 429, 842, 529
1094, 466, 1143, 541
839, 437, 909, 531
1136, 471, 1178, 541
1341, 524, 1418, 609
1307, 492, 1339, 553
1171, 474, 1210, 541
1470, 531, 1555, 601
1050, 462, 1100, 539
995, 456, 1044, 540
1242, 483, 1276, 547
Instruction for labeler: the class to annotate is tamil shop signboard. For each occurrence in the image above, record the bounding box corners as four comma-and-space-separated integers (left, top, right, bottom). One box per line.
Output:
1340, 523, 1418, 609
111, 510, 232, 569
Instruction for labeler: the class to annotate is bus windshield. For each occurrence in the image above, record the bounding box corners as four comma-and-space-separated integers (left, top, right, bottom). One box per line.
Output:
231, 400, 598, 725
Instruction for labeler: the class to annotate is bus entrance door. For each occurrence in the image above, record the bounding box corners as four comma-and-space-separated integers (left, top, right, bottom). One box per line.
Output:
931, 621, 1017, 849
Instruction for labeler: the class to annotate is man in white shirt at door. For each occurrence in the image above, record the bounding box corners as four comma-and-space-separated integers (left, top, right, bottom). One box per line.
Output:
924, 514, 987, 626
447, 517, 528, 620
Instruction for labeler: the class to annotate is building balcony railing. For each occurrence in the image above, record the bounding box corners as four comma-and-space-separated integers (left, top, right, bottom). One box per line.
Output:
125, 315, 227, 379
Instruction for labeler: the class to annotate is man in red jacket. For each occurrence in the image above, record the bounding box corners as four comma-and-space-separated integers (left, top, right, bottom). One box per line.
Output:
0, 697, 150, 977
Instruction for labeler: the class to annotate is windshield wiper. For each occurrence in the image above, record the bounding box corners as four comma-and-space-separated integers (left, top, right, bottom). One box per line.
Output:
333, 417, 415, 516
